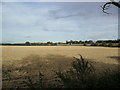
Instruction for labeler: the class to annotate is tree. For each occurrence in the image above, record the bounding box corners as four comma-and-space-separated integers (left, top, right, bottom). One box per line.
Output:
25, 41, 31, 46
102, 0, 120, 14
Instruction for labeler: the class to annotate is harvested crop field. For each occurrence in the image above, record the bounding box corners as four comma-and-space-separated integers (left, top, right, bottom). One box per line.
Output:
1, 46, 120, 88
2, 46, 119, 64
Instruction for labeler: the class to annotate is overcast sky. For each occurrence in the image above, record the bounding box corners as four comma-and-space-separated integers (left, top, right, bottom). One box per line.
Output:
2, 2, 118, 43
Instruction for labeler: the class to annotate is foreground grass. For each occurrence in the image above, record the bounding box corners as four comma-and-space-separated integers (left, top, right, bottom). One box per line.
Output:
55, 55, 120, 88
2, 55, 120, 88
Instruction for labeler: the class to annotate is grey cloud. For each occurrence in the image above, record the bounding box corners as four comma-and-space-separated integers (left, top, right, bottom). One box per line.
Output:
43, 28, 49, 31
49, 2, 117, 20
88, 30, 117, 40
2, 2, 118, 43
42, 27, 58, 32
49, 9, 63, 15
25, 36, 31, 38
53, 13, 81, 19
49, 9, 82, 20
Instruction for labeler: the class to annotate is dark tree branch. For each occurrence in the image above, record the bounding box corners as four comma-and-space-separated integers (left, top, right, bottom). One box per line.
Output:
111, 1, 120, 8
102, 1, 120, 14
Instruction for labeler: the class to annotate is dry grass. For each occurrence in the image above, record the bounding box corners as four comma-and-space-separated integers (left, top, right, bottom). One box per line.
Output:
2, 46, 118, 64
1, 46, 119, 88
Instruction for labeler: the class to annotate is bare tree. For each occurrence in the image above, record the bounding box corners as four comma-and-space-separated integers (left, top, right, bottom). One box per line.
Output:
102, 0, 120, 14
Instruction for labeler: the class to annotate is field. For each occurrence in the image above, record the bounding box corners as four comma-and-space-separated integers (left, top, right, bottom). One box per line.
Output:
2, 46, 119, 64
1, 46, 119, 88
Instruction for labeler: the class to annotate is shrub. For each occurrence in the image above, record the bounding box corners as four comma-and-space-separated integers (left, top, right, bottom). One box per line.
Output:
56, 55, 120, 88
56, 55, 96, 88
5, 55, 120, 88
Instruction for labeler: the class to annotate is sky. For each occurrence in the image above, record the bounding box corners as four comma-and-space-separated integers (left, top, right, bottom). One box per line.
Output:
2, 0, 119, 2
1, 2, 118, 43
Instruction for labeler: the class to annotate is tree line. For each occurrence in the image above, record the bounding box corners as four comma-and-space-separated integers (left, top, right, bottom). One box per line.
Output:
1, 39, 120, 47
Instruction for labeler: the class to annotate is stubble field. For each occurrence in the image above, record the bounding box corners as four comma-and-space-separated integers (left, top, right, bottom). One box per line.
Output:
1, 46, 119, 88
2, 46, 119, 64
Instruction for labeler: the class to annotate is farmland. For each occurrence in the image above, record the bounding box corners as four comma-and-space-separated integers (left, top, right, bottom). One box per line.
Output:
1, 46, 119, 88
2, 46, 119, 64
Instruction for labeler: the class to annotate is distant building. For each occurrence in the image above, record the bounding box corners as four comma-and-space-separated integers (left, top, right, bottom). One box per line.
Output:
85, 44, 92, 46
